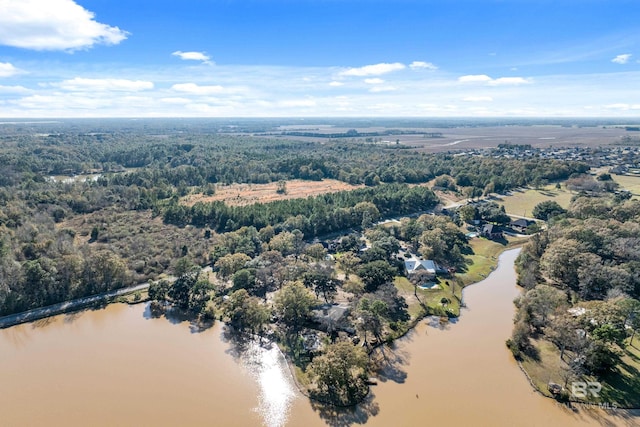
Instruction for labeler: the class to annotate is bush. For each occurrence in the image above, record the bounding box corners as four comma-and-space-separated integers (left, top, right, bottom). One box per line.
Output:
149, 300, 166, 317
200, 306, 216, 322
506, 338, 522, 359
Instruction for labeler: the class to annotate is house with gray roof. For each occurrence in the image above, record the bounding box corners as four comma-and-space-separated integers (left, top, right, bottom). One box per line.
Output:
405, 259, 437, 277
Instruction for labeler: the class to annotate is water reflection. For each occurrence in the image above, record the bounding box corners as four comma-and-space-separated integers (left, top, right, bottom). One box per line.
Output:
1, 250, 638, 427
222, 329, 297, 427
251, 343, 297, 427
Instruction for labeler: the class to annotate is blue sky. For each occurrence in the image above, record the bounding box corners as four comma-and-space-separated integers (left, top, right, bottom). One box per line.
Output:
1, 0, 639, 118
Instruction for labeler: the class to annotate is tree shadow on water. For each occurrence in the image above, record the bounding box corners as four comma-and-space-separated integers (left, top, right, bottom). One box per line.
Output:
31, 316, 57, 329
63, 311, 84, 324
372, 343, 409, 384
220, 325, 272, 362
310, 394, 380, 427
221, 325, 253, 360
142, 302, 214, 334
556, 403, 640, 427
37, 301, 110, 328
425, 314, 455, 331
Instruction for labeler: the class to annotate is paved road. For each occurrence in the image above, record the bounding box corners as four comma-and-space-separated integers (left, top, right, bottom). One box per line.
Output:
507, 213, 539, 222
0, 283, 151, 329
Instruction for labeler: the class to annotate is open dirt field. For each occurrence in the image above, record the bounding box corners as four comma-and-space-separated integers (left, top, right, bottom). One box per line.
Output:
181, 179, 362, 206
263, 125, 630, 153
398, 126, 629, 152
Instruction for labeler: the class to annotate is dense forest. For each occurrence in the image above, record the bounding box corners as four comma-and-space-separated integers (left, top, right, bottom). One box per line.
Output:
510, 194, 640, 397
0, 121, 589, 317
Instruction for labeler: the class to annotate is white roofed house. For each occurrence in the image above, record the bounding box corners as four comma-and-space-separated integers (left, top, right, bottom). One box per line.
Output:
405, 259, 437, 278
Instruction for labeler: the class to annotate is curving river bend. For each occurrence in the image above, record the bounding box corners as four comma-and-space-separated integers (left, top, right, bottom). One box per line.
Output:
1, 249, 638, 426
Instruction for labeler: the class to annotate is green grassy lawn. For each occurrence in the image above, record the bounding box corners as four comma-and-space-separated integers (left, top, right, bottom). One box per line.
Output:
393, 276, 460, 320
390, 234, 528, 345
612, 174, 640, 199
520, 337, 640, 408
520, 338, 565, 398
456, 235, 528, 287
113, 289, 149, 304
491, 185, 573, 217
394, 235, 529, 323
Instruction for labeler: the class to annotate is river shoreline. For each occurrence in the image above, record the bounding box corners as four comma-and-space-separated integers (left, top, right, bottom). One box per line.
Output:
2, 247, 637, 426
0, 282, 151, 329
284, 245, 525, 408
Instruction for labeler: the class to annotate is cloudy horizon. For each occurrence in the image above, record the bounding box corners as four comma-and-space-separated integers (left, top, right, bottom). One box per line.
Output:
1, 0, 639, 118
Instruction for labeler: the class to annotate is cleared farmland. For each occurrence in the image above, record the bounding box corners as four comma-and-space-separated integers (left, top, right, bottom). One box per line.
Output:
181, 179, 362, 206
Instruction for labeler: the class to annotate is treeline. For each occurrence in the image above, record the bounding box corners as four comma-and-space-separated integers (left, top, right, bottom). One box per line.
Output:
1, 127, 587, 191
101, 150, 587, 190
163, 184, 439, 237
516, 196, 640, 300
279, 129, 432, 138
510, 195, 640, 379
0, 121, 589, 318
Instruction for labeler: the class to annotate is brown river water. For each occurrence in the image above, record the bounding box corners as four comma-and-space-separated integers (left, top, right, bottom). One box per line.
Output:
1, 248, 638, 426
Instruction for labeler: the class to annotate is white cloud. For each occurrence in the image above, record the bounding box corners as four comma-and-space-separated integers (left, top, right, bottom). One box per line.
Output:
54, 78, 154, 91
329, 81, 344, 87
171, 82, 249, 95
369, 86, 397, 93
0, 85, 30, 93
0, 0, 128, 51
172, 51, 213, 64
409, 61, 437, 70
160, 97, 192, 105
171, 83, 225, 95
364, 78, 385, 84
604, 103, 640, 110
417, 103, 439, 111
15, 93, 111, 110
463, 96, 493, 102
458, 74, 529, 86
458, 74, 493, 83
488, 77, 530, 86
339, 62, 405, 77
366, 103, 401, 111
5, 62, 640, 118
184, 103, 225, 114
278, 99, 317, 108
0, 62, 23, 77
612, 54, 632, 64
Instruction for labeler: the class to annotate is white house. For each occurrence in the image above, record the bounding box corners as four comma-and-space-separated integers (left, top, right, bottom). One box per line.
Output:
404, 259, 437, 276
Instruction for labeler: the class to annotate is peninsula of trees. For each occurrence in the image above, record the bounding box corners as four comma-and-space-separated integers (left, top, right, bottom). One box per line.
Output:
510, 194, 640, 407
0, 119, 610, 406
